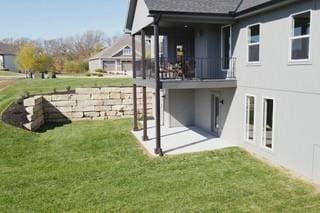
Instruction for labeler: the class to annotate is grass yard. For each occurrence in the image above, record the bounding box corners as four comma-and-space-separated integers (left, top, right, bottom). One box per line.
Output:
0, 78, 320, 212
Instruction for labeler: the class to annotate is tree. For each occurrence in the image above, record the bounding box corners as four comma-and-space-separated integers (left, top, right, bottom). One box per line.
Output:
63, 60, 88, 73
5, 31, 120, 73
16, 43, 38, 73
34, 53, 54, 72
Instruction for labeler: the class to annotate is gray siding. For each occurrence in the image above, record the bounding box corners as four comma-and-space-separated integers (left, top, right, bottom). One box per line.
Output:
220, 0, 320, 181
194, 24, 221, 78
167, 89, 195, 127
1, 55, 17, 71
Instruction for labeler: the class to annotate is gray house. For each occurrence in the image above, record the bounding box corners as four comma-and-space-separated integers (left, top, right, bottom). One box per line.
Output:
126, 0, 320, 183
88, 35, 148, 74
0, 43, 17, 71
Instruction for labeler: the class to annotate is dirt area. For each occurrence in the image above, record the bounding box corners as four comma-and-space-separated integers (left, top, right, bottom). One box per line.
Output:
0, 80, 15, 90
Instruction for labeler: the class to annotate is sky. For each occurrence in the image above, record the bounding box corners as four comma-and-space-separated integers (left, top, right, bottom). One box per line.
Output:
0, 0, 128, 40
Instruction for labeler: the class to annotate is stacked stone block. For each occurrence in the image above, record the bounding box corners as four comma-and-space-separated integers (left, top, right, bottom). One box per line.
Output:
19, 87, 153, 131
23, 96, 45, 131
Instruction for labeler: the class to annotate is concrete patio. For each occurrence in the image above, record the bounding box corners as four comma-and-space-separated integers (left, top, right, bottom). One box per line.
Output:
132, 120, 236, 156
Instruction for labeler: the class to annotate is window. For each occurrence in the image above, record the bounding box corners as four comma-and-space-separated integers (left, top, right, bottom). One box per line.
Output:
248, 24, 260, 63
290, 11, 311, 61
263, 98, 274, 150
245, 96, 255, 141
123, 47, 132, 56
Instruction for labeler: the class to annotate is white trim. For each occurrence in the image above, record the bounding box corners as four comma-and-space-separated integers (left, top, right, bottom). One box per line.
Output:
288, 9, 312, 64
220, 25, 232, 71
109, 44, 142, 58
123, 46, 132, 56
247, 23, 262, 64
261, 96, 276, 152
244, 94, 256, 143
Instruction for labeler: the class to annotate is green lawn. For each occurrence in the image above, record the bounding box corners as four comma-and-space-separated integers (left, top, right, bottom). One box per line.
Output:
0, 79, 320, 212
0, 71, 23, 77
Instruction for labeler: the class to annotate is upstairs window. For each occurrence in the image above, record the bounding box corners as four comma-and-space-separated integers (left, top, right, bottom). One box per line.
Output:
248, 24, 261, 63
290, 11, 311, 61
123, 47, 132, 56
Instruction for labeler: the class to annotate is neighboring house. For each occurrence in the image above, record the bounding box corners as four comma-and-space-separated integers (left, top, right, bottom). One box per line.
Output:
126, 0, 320, 183
88, 35, 149, 74
0, 43, 17, 71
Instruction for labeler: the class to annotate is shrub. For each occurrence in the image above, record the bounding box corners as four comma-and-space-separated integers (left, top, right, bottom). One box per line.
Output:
85, 73, 91, 77
95, 69, 104, 73
63, 61, 89, 73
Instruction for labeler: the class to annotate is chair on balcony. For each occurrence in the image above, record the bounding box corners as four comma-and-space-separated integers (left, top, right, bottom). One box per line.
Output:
182, 60, 196, 79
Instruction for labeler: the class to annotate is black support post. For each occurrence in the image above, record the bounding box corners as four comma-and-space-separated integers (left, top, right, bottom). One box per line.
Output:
141, 30, 148, 141
132, 35, 138, 131
153, 16, 163, 156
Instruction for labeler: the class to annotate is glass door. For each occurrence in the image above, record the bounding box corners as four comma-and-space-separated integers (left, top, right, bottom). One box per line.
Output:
221, 25, 231, 70
211, 95, 220, 136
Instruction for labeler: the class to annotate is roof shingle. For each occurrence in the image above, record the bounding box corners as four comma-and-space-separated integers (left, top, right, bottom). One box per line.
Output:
143, 0, 280, 15
0, 43, 16, 55
89, 35, 148, 60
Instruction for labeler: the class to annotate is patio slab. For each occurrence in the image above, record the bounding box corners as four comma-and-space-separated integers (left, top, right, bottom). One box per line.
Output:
132, 120, 236, 156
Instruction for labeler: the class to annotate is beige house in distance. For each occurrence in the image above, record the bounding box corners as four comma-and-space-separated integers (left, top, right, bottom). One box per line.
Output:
89, 35, 149, 74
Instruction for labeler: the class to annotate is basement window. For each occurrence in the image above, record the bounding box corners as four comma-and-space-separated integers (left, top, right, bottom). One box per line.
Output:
263, 98, 275, 150
245, 96, 255, 142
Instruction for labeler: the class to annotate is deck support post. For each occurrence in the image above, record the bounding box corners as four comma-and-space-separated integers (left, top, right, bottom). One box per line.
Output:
132, 34, 138, 131
153, 16, 163, 156
141, 29, 148, 141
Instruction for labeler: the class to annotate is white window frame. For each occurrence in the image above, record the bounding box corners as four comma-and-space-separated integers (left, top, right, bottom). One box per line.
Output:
220, 24, 232, 71
262, 97, 275, 152
288, 10, 312, 63
123, 47, 132, 56
247, 23, 261, 64
244, 95, 256, 143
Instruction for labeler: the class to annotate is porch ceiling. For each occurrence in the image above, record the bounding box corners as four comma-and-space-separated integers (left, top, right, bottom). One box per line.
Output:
141, 15, 234, 35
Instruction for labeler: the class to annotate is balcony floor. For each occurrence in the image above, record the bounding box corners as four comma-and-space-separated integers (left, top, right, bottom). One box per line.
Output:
132, 120, 236, 156
133, 78, 237, 89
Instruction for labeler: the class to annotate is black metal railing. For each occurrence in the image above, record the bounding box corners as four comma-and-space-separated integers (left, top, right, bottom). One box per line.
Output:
135, 57, 236, 80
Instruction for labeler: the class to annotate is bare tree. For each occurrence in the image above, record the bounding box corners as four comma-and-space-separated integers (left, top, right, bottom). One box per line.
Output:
1, 31, 122, 72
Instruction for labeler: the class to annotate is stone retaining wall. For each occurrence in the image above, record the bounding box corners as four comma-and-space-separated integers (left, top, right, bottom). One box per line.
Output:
23, 96, 45, 131
20, 87, 153, 131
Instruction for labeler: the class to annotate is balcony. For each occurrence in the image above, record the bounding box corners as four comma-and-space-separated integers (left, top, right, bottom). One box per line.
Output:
134, 57, 237, 89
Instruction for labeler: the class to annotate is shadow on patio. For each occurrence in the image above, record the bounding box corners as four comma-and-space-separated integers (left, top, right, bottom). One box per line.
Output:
132, 120, 235, 156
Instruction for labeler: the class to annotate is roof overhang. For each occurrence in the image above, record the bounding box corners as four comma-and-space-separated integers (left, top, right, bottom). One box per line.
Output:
124, 0, 138, 33
125, 0, 299, 34
125, 0, 154, 35
235, 0, 299, 19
